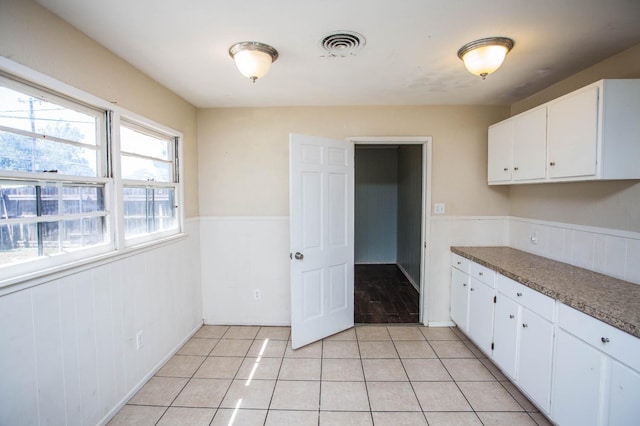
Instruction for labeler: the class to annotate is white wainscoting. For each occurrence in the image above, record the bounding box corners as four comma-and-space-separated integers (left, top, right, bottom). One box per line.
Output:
0, 220, 202, 426
200, 217, 291, 326
427, 216, 509, 326
508, 217, 640, 284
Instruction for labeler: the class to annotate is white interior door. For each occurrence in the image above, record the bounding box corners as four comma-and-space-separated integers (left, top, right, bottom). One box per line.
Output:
289, 133, 354, 349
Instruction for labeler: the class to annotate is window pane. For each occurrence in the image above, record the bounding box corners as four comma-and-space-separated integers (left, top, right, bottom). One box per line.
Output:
40, 185, 60, 216
123, 186, 176, 238
0, 129, 98, 176
63, 217, 105, 247
0, 183, 37, 218
120, 126, 170, 160
121, 155, 171, 182
62, 185, 104, 214
0, 86, 97, 146
0, 217, 106, 267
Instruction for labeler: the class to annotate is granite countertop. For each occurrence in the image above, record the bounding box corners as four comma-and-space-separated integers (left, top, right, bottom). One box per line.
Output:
451, 246, 640, 338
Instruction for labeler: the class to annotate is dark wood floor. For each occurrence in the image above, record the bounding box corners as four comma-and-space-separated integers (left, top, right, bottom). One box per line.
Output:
354, 264, 420, 324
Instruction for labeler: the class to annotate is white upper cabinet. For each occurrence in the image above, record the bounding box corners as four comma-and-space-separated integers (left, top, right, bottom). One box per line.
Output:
488, 106, 547, 184
488, 79, 640, 185
512, 107, 547, 181
547, 85, 598, 179
487, 119, 513, 183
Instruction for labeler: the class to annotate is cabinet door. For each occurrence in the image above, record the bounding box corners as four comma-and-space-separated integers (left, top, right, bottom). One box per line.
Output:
451, 268, 470, 332
552, 329, 602, 426
547, 86, 599, 179
518, 308, 553, 414
512, 107, 546, 181
492, 293, 518, 379
607, 360, 640, 426
467, 278, 495, 355
488, 120, 513, 183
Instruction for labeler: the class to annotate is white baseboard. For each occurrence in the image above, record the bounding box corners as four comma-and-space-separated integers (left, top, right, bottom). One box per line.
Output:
428, 321, 456, 327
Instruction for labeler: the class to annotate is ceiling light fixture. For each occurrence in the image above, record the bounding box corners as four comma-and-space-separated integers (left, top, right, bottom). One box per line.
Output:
457, 37, 514, 79
229, 41, 279, 83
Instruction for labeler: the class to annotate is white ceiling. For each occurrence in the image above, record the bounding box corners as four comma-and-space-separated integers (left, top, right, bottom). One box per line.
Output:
37, 0, 640, 108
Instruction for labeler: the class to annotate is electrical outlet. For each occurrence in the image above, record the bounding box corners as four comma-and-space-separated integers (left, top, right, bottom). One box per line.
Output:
254, 289, 261, 300
530, 230, 539, 245
136, 330, 144, 350
434, 203, 445, 215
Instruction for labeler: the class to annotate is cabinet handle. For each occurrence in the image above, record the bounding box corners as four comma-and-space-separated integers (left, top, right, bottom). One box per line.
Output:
457, 261, 461, 265
478, 272, 484, 276
514, 167, 519, 171
463, 283, 467, 287
516, 292, 523, 297
522, 324, 528, 328
470, 288, 475, 291
601, 337, 610, 343
509, 314, 515, 319
550, 161, 556, 166
503, 167, 509, 171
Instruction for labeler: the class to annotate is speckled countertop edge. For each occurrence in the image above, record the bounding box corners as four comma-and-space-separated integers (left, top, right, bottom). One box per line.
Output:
451, 246, 640, 338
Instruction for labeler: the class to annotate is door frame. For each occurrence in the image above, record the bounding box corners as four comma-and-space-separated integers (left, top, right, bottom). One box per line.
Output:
348, 136, 433, 324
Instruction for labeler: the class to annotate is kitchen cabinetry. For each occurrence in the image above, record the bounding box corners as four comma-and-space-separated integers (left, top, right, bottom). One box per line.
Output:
552, 303, 640, 426
547, 85, 598, 179
467, 276, 494, 355
488, 79, 640, 185
450, 254, 470, 332
493, 275, 554, 413
449, 255, 496, 355
488, 106, 546, 184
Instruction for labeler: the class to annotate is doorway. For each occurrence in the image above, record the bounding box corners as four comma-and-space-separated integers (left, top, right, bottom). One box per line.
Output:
353, 142, 426, 324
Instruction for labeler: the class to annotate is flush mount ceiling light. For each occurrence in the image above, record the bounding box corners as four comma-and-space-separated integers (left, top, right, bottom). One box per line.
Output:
457, 37, 514, 79
228, 41, 279, 83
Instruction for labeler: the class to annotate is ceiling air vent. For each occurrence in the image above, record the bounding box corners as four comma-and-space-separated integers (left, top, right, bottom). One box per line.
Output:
320, 31, 366, 58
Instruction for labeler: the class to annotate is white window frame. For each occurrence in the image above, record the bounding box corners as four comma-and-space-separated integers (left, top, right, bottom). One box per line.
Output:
116, 116, 182, 247
0, 57, 184, 289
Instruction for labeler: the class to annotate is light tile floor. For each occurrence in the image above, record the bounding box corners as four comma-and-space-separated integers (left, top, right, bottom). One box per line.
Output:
108, 325, 553, 426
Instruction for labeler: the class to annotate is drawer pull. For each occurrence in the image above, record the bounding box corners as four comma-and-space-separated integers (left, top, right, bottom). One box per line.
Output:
522, 324, 529, 328
516, 292, 523, 297
601, 337, 610, 344
457, 261, 461, 265
463, 283, 467, 287
478, 272, 484, 276
503, 167, 508, 171
470, 288, 475, 291
509, 314, 515, 319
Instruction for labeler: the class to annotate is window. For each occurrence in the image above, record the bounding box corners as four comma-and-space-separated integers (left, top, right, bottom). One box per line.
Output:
0, 79, 109, 270
120, 122, 178, 240
0, 71, 182, 282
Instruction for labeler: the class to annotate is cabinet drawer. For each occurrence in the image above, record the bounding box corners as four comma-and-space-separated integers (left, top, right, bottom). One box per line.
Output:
470, 262, 496, 287
557, 303, 640, 372
496, 274, 555, 321
451, 253, 470, 273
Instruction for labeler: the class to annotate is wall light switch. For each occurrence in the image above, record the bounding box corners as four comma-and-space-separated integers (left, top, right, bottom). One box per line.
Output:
434, 203, 445, 215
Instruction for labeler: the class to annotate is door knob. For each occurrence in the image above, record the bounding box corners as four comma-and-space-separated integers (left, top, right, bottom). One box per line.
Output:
294, 252, 304, 260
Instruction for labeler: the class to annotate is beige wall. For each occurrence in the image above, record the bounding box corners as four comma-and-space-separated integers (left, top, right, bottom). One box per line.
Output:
508, 44, 640, 232
198, 105, 510, 217
0, 0, 199, 218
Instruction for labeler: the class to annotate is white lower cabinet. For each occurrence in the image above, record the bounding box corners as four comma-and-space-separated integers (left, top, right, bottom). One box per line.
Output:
450, 267, 469, 332
552, 303, 640, 426
450, 253, 640, 425
493, 275, 554, 414
492, 293, 518, 379
552, 328, 601, 425
518, 308, 553, 413
608, 360, 640, 425
467, 277, 495, 355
